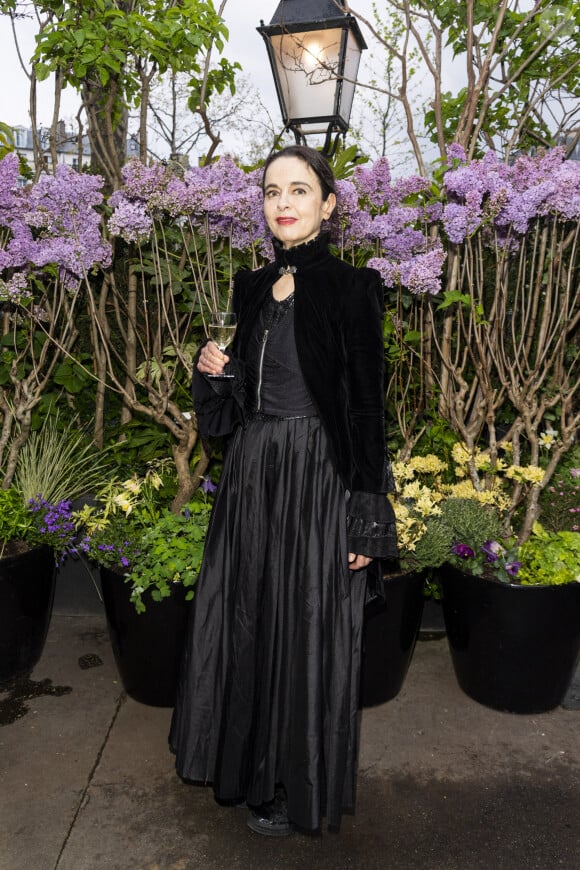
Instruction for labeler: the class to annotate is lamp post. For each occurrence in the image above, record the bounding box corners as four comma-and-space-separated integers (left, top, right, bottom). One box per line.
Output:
258, 0, 367, 156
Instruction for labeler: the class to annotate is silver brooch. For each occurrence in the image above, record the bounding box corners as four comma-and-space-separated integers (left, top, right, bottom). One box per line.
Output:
278, 265, 297, 276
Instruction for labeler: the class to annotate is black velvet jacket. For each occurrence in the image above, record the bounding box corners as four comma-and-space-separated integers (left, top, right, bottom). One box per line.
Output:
193, 234, 397, 559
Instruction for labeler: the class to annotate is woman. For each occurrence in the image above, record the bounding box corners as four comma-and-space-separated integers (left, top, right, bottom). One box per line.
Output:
170, 145, 397, 837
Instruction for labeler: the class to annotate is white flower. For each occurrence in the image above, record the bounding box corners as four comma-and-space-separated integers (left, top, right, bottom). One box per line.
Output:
539, 428, 558, 450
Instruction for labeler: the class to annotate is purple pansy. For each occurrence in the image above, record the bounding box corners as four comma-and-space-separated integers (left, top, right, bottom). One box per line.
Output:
481, 540, 505, 563
451, 543, 476, 559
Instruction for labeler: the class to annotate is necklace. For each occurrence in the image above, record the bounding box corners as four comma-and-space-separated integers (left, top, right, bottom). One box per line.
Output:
278, 265, 297, 277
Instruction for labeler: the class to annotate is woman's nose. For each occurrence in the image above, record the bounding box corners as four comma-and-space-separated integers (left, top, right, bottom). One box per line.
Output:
277, 190, 290, 210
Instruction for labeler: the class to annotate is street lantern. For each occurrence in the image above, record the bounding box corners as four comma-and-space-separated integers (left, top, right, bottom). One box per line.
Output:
258, 0, 367, 155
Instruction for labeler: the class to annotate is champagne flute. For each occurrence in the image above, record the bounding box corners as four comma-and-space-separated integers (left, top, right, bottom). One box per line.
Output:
207, 311, 237, 378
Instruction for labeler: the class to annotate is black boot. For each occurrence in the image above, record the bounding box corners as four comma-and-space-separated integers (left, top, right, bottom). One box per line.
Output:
246, 787, 293, 837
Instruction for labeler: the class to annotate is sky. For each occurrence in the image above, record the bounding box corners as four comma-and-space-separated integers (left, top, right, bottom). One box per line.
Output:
0, 0, 378, 135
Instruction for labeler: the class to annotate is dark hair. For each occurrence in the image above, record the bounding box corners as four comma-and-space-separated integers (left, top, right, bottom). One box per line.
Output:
261, 145, 336, 203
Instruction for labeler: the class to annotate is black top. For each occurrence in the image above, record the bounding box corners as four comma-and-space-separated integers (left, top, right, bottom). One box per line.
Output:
245, 293, 317, 417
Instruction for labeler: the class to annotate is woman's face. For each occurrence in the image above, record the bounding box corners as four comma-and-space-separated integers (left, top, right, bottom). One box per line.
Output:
263, 156, 336, 250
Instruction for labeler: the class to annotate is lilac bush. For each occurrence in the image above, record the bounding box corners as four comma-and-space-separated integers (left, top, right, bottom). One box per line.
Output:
0, 154, 111, 291
0, 154, 112, 486
442, 146, 580, 242
109, 158, 268, 254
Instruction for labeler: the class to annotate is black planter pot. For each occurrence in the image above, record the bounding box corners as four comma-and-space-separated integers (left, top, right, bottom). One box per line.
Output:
0, 545, 56, 682
441, 565, 580, 714
100, 567, 191, 707
360, 570, 425, 707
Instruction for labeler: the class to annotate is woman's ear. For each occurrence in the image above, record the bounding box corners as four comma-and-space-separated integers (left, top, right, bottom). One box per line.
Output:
323, 192, 337, 220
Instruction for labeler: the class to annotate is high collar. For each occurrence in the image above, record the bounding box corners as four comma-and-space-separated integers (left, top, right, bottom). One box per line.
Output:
272, 232, 331, 273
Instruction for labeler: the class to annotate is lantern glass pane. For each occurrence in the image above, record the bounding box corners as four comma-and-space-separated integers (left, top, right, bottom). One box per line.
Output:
337, 29, 362, 125
270, 28, 343, 122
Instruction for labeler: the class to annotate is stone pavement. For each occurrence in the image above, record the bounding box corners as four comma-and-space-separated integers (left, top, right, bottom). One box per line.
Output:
0, 576, 578, 870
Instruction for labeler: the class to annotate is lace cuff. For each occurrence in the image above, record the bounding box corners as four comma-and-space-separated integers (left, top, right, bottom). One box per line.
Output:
346, 490, 398, 559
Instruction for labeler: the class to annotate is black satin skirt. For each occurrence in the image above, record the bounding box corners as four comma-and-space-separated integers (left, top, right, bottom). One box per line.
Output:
169, 415, 367, 832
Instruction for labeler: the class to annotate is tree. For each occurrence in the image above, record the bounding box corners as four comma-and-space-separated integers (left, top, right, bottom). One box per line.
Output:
344, 1, 580, 170
1, 0, 239, 187
145, 72, 281, 166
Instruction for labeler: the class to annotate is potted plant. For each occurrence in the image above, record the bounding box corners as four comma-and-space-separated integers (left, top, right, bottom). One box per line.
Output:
0, 418, 113, 683
0, 488, 78, 682
440, 518, 580, 714
361, 453, 464, 707
76, 468, 214, 706
360, 446, 525, 708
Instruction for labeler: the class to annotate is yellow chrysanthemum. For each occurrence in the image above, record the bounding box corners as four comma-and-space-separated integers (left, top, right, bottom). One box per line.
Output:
472, 490, 509, 508
474, 452, 491, 471
401, 481, 424, 500
505, 465, 544, 485
392, 462, 416, 483
443, 481, 479, 499
391, 500, 410, 521
408, 454, 448, 475
414, 496, 442, 517
452, 442, 471, 465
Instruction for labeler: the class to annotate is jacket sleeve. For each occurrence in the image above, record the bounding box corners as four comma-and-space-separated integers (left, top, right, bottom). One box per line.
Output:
346, 490, 398, 558
344, 268, 398, 559
192, 354, 245, 439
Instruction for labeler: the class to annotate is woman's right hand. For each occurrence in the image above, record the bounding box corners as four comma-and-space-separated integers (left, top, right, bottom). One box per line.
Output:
197, 340, 230, 376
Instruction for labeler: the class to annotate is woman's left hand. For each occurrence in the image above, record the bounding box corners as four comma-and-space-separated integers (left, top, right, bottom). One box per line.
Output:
348, 553, 373, 571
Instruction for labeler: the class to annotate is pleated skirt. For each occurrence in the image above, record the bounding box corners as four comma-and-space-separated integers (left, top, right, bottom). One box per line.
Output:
169, 415, 367, 832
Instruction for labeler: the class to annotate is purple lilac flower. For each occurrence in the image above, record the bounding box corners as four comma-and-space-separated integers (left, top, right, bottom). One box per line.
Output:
446, 143, 467, 164
108, 157, 267, 256
442, 203, 472, 243
443, 147, 580, 242
108, 199, 153, 243
0, 157, 111, 287
570, 469, 580, 479
398, 246, 447, 295
353, 158, 392, 208
335, 179, 359, 226
452, 543, 475, 559
367, 257, 400, 288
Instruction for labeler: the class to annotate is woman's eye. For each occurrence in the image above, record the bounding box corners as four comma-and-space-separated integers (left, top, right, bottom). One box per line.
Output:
293, 188, 306, 195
